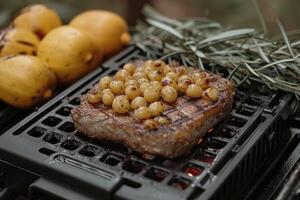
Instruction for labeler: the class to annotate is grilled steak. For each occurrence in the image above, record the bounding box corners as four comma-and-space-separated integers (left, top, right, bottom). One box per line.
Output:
71, 62, 235, 158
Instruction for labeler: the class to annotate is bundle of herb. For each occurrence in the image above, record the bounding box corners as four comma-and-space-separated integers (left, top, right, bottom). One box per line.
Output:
133, 5, 300, 98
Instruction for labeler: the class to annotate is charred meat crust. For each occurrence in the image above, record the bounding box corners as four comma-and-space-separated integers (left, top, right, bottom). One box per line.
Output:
71, 65, 235, 158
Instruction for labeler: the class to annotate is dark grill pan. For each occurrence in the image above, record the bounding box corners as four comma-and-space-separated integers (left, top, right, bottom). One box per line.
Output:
0, 46, 297, 200
0, 102, 31, 135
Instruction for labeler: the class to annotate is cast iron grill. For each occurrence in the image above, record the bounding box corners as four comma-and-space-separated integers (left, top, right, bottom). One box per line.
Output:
0, 46, 297, 200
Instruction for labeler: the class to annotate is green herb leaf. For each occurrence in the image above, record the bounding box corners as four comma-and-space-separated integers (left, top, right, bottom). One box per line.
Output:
133, 5, 300, 97
277, 19, 295, 58
146, 19, 184, 39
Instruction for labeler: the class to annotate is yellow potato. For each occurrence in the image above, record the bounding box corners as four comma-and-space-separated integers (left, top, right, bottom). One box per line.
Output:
37, 26, 103, 86
0, 28, 40, 57
70, 10, 131, 57
0, 55, 57, 109
13, 4, 62, 39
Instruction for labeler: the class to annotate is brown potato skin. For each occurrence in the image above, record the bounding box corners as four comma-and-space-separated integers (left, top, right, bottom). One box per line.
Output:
0, 28, 40, 57
37, 26, 103, 86
13, 4, 62, 39
0, 55, 57, 109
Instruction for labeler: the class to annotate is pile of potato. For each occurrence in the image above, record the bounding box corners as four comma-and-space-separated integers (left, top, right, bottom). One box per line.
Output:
0, 4, 131, 109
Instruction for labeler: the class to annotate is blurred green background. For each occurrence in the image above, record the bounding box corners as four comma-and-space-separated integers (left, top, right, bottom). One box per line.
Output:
0, 0, 299, 36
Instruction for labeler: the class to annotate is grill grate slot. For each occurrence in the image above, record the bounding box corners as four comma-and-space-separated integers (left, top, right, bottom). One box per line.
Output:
58, 122, 75, 133
168, 176, 191, 190
122, 159, 146, 174
56, 106, 72, 116
217, 126, 238, 139
61, 139, 81, 150
27, 126, 46, 137
162, 160, 180, 169
42, 116, 62, 127
79, 145, 99, 157
182, 163, 204, 177
204, 139, 227, 151
69, 97, 80, 106
43, 132, 62, 144
194, 151, 216, 165
234, 91, 245, 101
103, 153, 123, 166
236, 105, 256, 116
245, 96, 265, 106
144, 167, 169, 182
75, 131, 91, 141
39, 148, 55, 156
257, 86, 274, 96
123, 178, 142, 188
227, 116, 247, 127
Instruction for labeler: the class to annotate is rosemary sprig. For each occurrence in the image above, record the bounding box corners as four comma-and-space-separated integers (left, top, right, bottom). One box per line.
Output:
133, 5, 300, 98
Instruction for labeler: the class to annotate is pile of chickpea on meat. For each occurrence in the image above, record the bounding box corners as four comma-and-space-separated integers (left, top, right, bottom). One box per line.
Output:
87, 60, 219, 129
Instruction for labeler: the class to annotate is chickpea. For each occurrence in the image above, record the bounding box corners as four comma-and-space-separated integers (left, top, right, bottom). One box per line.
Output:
131, 96, 147, 110
178, 75, 193, 83
125, 85, 141, 100
125, 79, 139, 87
152, 60, 166, 72
156, 116, 170, 125
195, 78, 210, 89
144, 60, 154, 68
144, 63, 154, 75
144, 119, 159, 129
161, 86, 177, 103
161, 77, 177, 89
139, 82, 151, 93
98, 76, 112, 90
134, 106, 151, 120
177, 79, 193, 93
133, 71, 147, 79
115, 69, 130, 81
149, 101, 165, 117
150, 81, 162, 91
112, 95, 130, 114
186, 84, 203, 98
204, 87, 219, 101
87, 92, 102, 104
110, 80, 125, 95
137, 78, 149, 85
165, 72, 178, 82
102, 92, 114, 106
148, 70, 163, 81
123, 63, 136, 74
163, 65, 174, 75
175, 67, 187, 76
134, 66, 145, 73
191, 72, 205, 81
101, 88, 112, 95
144, 87, 160, 103
201, 71, 208, 78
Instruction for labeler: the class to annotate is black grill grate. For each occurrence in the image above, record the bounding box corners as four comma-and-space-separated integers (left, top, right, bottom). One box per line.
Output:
0, 46, 296, 200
